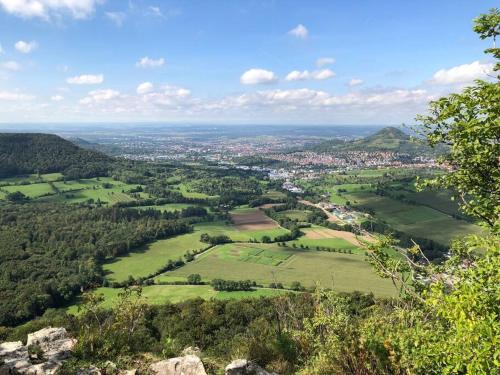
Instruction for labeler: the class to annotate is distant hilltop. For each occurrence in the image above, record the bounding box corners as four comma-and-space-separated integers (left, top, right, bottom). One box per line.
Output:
0, 133, 113, 179
311, 126, 442, 155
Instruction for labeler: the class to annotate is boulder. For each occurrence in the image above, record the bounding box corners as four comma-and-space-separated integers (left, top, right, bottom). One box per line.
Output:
225, 359, 276, 375
0, 327, 76, 375
150, 355, 207, 375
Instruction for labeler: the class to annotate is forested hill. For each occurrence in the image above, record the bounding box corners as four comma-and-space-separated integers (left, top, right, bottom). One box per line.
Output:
0, 133, 113, 178
311, 126, 442, 155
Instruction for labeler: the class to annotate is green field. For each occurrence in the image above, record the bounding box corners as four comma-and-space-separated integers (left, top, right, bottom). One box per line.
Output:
263, 190, 287, 199
67, 285, 289, 313
2, 182, 55, 198
278, 209, 311, 221
132, 203, 203, 212
175, 183, 218, 199
195, 221, 290, 242
167, 242, 396, 296
289, 235, 363, 254
103, 232, 207, 283
0, 176, 143, 204
326, 183, 372, 205
346, 191, 482, 244
104, 220, 290, 282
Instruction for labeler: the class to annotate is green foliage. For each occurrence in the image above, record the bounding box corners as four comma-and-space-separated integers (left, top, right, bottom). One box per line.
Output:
0, 133, 112, 179
0, 203, 192, 326
187, 274, 202, 285
5, 191, 30, 202
74, 288, 155, 359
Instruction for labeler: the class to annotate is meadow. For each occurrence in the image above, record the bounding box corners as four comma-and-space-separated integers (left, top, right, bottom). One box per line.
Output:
345, 190, 483, 244
103, 220, 291, 283
167, 242, 396, 296
66, 285, 289, 313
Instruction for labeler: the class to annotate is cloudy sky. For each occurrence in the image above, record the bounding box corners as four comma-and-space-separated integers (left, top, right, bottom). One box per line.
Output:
0, 0, 496, 124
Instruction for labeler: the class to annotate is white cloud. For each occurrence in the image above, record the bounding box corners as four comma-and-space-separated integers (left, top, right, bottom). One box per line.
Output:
316, 57, 335, 67
51, 95, 64, 101
0, 90, 34, 101
136, 56, 165, 68
285, 69, 335, 81
80, 89, 120, 104
148, 6, 162, 17
15, 40, 37, 53
349, 78, 363, 86
0, 44, 3, 54
288, 24, 308, 39
66, 74, 104, 84
105, 11, 126, 26
430, 61, 494, 85
1, 61, 21, 71
0, 0, 102, 20
240, 68, 278, 85
136, 81, 154, 94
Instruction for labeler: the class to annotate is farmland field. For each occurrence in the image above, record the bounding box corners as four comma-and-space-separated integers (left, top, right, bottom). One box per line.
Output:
66, 285, 289, 313
230, 207, 279, 230
345, 191, 483, 244
168, 242, 396, 296
103, 219, 290, 282
103, 232, 207, 283
277, 209, 311, 221
2, 182, 55, 198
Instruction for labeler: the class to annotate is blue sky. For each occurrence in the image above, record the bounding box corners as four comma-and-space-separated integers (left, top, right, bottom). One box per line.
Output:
0, 0, 496, 124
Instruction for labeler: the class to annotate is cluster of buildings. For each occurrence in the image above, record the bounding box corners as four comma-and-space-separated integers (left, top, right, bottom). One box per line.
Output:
267, 151, 439, 169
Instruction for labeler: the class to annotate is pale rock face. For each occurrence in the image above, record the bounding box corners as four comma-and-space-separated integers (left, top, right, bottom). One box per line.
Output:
225, 359, 277, 375
149, 355, 207, 375
0, 327, 76, 375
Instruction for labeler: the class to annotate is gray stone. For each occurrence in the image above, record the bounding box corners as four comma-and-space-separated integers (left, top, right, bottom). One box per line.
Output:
150, 355, 207, 375
0, 327, 76, 375
225, 359, 276, 375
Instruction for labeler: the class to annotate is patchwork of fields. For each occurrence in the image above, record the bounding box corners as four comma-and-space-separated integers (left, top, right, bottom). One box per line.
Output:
4, 170, 448, 309
167, 242, 395, 296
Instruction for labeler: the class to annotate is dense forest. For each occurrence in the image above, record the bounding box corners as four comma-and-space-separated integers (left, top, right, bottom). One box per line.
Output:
0, 203, 205, 326
0, 133, 113, 178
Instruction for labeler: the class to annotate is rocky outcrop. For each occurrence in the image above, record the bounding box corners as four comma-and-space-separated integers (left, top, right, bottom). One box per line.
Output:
149, 355, 207, 375
0, 327, 76, 375
225, 359, 277, 375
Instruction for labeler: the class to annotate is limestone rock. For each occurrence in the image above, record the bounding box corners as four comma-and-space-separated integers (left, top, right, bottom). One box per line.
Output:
225, 359, 276, 375
181, 347, 201, 357
0, 327, 76, 375
150, 355, 207, 375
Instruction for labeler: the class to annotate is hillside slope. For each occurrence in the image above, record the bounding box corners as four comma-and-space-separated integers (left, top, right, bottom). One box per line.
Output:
0, 133, 113, 178
312, 126, 442, 155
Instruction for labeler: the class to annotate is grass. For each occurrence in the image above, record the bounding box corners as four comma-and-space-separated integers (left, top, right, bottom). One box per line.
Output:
195, 221, 290, 242
104, 220, 290, 283
176, 183, 218, 199
278, 209, 311, 221
263, 190, 287, 199
103, 232, 207, 283
2, 183, 55, 198
326, 183, 372, 205
168, 242, 396, 296
66, 285, 290, 313
289, 236, 363, 254
132, 203, 202, 212
214, 243, 293, 266
346, 191, 483, 244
